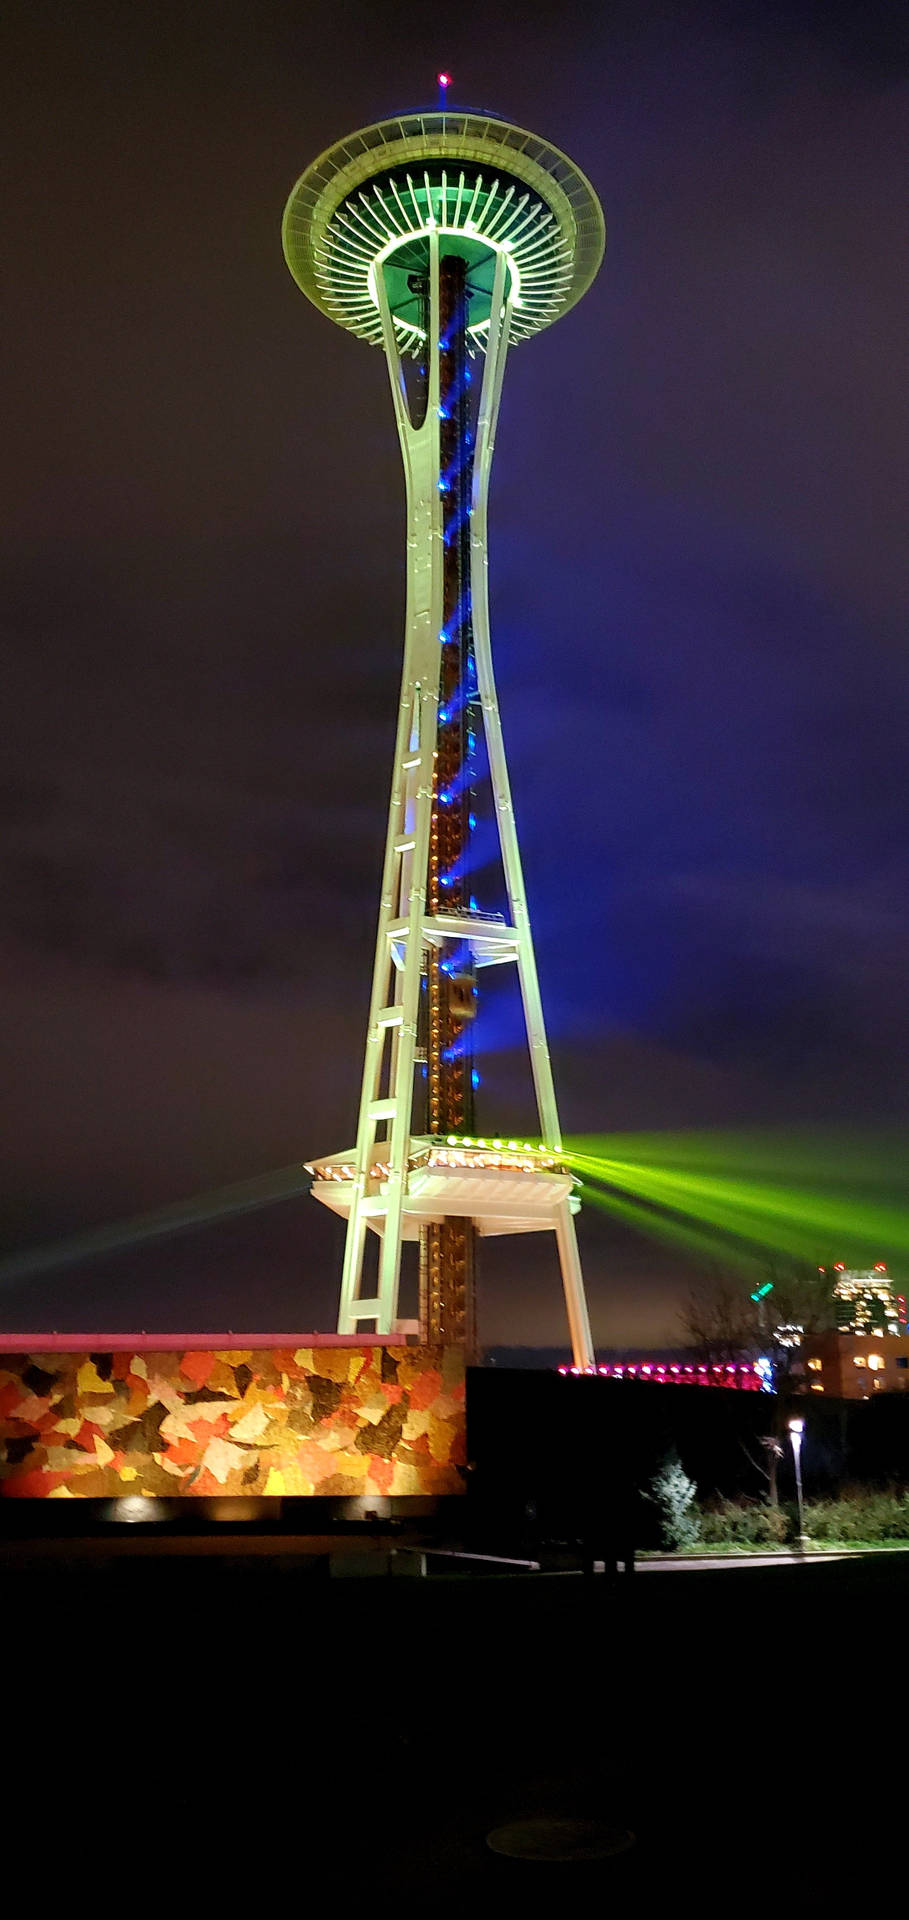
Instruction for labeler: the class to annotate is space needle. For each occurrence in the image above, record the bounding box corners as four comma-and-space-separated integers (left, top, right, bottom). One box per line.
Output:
284, 86, 604, 1367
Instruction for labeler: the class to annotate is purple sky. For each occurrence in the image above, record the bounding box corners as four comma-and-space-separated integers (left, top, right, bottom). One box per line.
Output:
1, 1, 907, 1346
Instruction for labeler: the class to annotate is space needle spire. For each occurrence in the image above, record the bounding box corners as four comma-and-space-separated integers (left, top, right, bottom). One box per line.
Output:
283, 100, 604, 1366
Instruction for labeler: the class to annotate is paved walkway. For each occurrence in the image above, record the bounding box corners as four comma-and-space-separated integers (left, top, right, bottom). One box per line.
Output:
635, 1548, 852, 1570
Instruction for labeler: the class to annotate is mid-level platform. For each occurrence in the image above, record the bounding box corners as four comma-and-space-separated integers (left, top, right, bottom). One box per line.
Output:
306, 1136, 581, 1239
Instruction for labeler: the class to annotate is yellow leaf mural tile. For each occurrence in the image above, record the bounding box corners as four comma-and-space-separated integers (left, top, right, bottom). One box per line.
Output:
402, 1409, 430, 1440
307, 1350, 353, 1383
75, 1361, 115, 1396
228, 1401, 270, 1442
200, 1437, 249, 1485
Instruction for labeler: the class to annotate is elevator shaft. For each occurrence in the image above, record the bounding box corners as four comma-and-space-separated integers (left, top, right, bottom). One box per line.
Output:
421, 253, 478, 1355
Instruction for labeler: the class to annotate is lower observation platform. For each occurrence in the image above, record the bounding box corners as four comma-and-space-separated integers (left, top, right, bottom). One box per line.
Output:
306, 1137, 581, 1240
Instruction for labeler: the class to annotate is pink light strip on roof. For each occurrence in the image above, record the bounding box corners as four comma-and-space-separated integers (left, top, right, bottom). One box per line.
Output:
0, 1332, 397, 1352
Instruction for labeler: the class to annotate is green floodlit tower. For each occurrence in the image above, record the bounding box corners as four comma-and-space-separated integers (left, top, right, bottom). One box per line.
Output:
284, 105, 603, 1366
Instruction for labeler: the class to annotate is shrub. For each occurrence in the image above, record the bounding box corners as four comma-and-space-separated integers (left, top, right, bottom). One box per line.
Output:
698, 1498, 790, 1548
802, 1488, 909, 1543
649, 1450, 700, 1551
695, 1487, 909, 1548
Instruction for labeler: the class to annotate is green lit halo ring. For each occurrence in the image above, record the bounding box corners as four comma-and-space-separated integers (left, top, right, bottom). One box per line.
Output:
282, 111, 605, 352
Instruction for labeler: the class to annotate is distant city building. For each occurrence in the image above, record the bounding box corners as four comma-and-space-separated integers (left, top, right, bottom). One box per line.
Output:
761, 1265, 906, 1396
800, 1329, 909, 1399
829, 1264, 906, 1336
786, 1265, 909, 1398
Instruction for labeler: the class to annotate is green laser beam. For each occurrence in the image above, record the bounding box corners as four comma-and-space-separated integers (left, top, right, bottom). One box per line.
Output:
3, 1127, 907, 1294
571, 1156, 909, 1261
566, 1130, 909, 1273
577, 1178, 775, 1279
0, 1164, 311, 1287
569, 1129, 907, 1187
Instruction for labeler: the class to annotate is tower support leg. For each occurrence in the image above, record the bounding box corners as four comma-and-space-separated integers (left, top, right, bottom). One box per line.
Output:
554, 1200, 595, 1370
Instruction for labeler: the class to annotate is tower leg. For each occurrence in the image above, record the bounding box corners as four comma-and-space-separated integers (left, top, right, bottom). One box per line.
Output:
554, 1203, 595, 1371
335, 235, 444, 1337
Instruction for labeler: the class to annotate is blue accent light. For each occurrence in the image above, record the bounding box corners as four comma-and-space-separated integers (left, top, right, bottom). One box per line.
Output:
437, 479, 449, 493
438, 630, 448, 645
469, 895, 478, 911
437, 406, 450, 420
472, 1069, 481, 1089
440, 873, 454, 888
439, 685, 464, 724
468, 812, 476, 830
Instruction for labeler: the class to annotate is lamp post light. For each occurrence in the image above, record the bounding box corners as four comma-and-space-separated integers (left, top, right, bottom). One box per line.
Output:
788, 1417, 808, 1552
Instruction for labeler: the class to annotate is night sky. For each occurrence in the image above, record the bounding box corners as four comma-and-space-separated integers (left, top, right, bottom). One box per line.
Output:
1, 1, 907, 1347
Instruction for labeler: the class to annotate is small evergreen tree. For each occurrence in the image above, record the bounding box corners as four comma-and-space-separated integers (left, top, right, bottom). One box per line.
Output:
649, 1449, 700, 1551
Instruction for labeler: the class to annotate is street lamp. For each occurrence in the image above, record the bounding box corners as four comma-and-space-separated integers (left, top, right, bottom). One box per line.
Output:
788, 1417, 808, 1551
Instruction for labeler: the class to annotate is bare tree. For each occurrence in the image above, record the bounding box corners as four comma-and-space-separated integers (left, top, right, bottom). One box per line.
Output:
681, 1275, 755, 1367
680, 1262, 836, 1378
679, 1263, 838, 1507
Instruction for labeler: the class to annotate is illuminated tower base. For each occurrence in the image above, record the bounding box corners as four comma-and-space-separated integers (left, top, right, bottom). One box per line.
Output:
284, 110, 603, 1367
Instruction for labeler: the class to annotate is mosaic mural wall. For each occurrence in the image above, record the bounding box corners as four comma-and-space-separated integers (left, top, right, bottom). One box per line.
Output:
0, 1345, 466, 1498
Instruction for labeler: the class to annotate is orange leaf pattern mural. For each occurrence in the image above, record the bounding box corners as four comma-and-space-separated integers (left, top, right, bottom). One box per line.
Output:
0, 1346, 466, 1498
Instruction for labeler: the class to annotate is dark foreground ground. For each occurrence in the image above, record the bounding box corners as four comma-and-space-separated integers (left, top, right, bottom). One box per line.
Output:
3, 1548, 899, 1892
